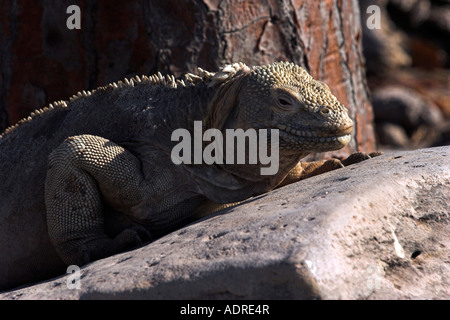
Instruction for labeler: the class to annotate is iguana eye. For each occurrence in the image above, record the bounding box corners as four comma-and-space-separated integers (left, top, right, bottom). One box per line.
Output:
274, 89, 297, 112
278, 98, 291, 106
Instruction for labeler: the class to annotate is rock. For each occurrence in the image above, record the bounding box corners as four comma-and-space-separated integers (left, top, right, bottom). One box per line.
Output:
388, 0, 431, 28
360, 0, 412, 74
372, 86, 444, 130
388, 0, 450, 68
409, 36, 447, 69
376, 122, 409, 148
1, 146, 448, 300
368, 68, 450, 149
432, 122, 450, 147
361, 0, 450, 71
426, 3, 450, 36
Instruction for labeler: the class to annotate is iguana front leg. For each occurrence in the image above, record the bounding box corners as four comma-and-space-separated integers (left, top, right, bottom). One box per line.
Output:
45, 135, 152, 266
277, 152, 382, 188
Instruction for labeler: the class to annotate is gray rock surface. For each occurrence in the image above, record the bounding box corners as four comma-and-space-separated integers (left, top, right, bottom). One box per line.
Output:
1, 146, 449, 300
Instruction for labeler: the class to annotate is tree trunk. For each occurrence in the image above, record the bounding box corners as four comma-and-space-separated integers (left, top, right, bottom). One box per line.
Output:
0, 0, 376, 157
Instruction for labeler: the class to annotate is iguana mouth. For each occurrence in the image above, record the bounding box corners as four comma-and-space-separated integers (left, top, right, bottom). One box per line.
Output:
276, 124, 352, 145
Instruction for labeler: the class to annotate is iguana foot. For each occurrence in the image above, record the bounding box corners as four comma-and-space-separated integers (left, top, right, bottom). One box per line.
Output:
80, 226, 153, 264
341, 151, 382, 166
277, 151, 383, 187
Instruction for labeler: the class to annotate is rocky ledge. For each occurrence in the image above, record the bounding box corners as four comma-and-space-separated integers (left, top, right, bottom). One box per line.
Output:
1, 146, 448, 300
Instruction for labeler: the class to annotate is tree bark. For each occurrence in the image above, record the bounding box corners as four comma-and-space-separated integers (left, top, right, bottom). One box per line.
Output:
0, 0, 376, 156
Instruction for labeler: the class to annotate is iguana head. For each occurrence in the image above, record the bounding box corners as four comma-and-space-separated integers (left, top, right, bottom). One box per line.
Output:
206, 61, 353, 153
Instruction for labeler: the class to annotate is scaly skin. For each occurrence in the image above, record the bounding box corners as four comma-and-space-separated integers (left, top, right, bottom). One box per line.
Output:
0, 62, 372, 291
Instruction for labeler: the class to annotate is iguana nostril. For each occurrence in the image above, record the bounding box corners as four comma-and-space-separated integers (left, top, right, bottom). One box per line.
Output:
340, 123, 354, 135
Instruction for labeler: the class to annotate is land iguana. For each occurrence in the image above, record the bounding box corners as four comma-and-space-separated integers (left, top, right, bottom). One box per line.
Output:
0, 61, 377, 290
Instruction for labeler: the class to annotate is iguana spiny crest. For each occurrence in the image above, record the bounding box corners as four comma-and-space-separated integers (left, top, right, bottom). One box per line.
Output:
1, 61, 352, 154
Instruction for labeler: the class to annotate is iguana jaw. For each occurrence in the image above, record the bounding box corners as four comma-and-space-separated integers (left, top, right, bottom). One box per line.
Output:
275, 122, 353, 151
